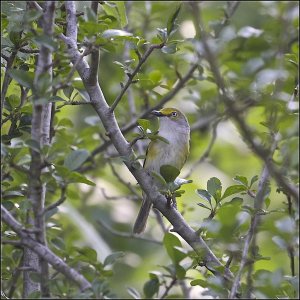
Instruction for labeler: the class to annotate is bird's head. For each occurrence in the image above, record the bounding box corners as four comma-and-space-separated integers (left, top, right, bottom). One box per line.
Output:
151, 107, 189, 130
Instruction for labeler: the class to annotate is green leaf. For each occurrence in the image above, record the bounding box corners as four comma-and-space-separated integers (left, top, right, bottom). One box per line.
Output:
175, 264, 186, 279
196, 189, 212, 204
25, 138, 40, 153
265, 197, 271, 209
167, 4, 181, 36
207, 177, 222, 202
64, 149, 90, 171
143, 278, 159, 299
221, 185, 247, 200
33, 35, 57, 51
85, 6, 96, 22
49, 96, 66, 102
157, 27, 168, 42
152, 134, 169, 144
45, 207, 58, 220
2, 201, 14, 210
115, 1, 128, 28
163, 232, 186, 264
103, 251, 125, 267
160, 164, 180, 183
197, 202, 211, 210
6, 94, 20, 110
233, 175, 248, 187
67, 172, 95, 186
190, 278, 208, 287
23, 9, 43, 22
250, 175, 259, 188
151, 171, 167, 186
3, 191, 24, 197
137, 118, 151, 131
29, 272, 42, 283
36, 72, 51, 95
102, 29, 132, 39
77, 246, 98, 262
51, 237, 66, 251
8, 69, 34, 88
174, 189, 185, 197
148, 70, 162, 84
161, 43, 177, 54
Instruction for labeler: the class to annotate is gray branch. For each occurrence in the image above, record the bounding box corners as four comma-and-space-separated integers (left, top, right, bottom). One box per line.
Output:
24, 1, 55, 297
1, 205, 92, 291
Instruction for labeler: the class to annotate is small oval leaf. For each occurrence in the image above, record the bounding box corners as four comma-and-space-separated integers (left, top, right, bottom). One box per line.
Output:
64, 149, 90, 171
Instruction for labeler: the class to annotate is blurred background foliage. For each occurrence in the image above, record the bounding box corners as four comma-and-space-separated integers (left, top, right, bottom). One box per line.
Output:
1, 1, 299, 298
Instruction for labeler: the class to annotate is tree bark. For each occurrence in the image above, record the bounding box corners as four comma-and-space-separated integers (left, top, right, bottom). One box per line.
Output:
23, 1, 55, 297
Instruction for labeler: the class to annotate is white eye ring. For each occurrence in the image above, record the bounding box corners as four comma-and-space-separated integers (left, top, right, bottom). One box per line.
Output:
171, 111, 177, 117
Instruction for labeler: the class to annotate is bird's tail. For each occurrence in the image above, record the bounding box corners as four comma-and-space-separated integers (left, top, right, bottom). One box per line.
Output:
133, 197, 152, 234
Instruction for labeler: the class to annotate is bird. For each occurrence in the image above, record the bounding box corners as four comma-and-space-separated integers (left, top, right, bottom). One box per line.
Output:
133, 107, 190, 234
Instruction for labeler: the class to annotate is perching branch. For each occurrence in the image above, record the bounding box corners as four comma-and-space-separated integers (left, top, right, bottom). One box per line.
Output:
1, 205, 92, 291
61, 1, 233, 282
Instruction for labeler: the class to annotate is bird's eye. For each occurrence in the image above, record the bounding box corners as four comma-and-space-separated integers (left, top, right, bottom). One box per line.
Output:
171, 111, 177, 117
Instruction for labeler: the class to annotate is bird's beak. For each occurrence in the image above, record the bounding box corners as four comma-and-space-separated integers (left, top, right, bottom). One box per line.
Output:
151, 110, 164, 117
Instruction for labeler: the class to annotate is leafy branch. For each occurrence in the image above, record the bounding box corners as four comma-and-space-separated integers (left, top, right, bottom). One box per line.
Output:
61, 0, 233, 282
110, 42, 165, 112
190, 2, 299, 203
1, 205, 92, 291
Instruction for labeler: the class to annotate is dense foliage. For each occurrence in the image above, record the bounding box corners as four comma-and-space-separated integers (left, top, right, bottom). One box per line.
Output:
1, 1, 299, 299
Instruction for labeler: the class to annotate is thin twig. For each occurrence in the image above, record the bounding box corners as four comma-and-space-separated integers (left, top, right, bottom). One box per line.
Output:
1, 50, 17, 120
107, 159, 139, 196
27, 1, 43, 12
1, 240, 24, 247
53, 45, 93, 93
100, 188, 139, 201
160, 277, 177, 299
229, 138, 277, 298
56, 100, 91, 110
8, 252, 24, 298
215, 2, 240, 37
97, 219, 162, 245
18, 48, 40, 54
153, 209, 168, 233
286, 195, 295, 277
184, 118, 221, 178
42, 186, 67, 216
110, 42, 165, 112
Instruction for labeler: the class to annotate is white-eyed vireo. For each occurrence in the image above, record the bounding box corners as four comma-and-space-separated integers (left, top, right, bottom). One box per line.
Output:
133, 107, 190, 234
